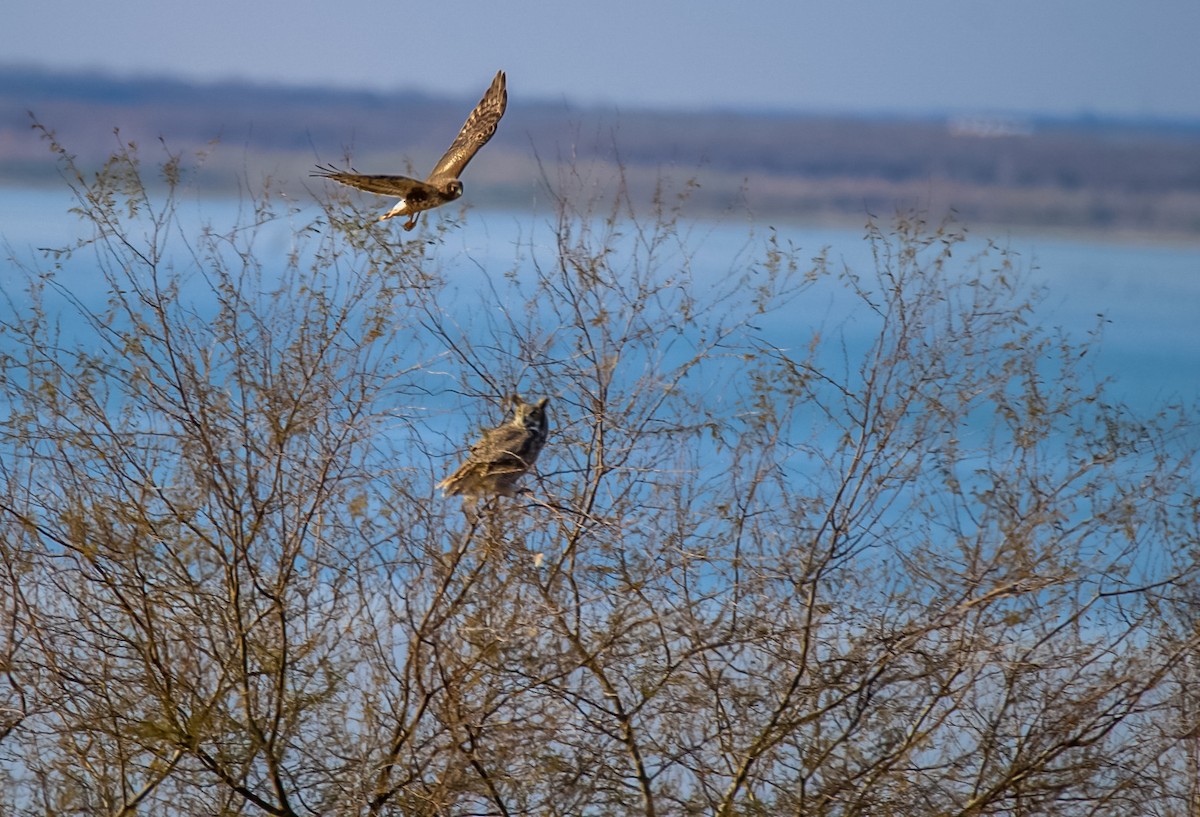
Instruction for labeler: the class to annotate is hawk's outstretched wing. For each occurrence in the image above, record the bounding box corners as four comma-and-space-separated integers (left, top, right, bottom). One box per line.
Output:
311, 165, 429, 198
426, 70, 507, 184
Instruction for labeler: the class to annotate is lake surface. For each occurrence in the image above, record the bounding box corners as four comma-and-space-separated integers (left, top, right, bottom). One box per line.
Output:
3, 186, 1198, 422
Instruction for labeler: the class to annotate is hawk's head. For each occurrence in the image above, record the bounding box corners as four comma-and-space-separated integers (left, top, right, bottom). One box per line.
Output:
440, 179, 464, 201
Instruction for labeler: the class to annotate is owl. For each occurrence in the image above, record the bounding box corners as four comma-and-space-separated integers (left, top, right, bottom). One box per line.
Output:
438, 395, 550, 502
313, 70, 507, 230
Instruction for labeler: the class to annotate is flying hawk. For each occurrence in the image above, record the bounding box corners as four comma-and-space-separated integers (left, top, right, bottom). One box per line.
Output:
438, 395, 550, 503
313, 70, 507, 229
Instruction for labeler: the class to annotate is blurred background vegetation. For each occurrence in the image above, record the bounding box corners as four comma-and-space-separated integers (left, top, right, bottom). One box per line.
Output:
4, 66, 1200, 239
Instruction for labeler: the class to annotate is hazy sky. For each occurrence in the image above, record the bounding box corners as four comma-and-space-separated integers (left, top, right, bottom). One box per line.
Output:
4, 0, 1198, 118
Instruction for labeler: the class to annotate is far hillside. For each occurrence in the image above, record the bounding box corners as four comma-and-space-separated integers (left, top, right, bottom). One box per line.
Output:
3, 66, 1199, 237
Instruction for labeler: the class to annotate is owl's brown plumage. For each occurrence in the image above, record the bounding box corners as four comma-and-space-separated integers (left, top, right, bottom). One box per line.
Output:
312, 70, 507, 230
438, 395, 550, 502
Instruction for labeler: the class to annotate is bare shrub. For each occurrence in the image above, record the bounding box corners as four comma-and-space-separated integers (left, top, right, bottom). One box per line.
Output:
0, 130, 1196, 816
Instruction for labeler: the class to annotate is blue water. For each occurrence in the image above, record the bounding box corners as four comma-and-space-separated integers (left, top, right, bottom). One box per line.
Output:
3, 185, 1197, 419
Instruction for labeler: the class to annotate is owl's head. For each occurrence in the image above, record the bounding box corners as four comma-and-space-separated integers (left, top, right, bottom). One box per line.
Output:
511, 395, 550, 430
441, 179, 464, 200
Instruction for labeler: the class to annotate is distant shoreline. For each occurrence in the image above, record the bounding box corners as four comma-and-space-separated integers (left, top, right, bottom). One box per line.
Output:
9, 179, 1199, 252
5, 66, 1199, 243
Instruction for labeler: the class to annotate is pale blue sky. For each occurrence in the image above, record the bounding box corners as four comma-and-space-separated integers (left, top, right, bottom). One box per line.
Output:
4, 0, 1198, 118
